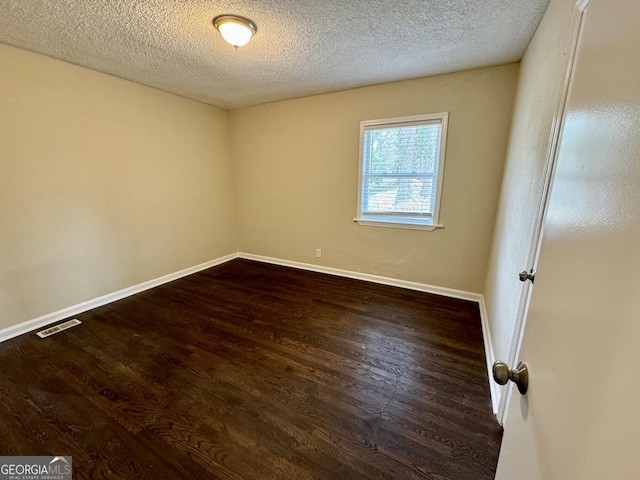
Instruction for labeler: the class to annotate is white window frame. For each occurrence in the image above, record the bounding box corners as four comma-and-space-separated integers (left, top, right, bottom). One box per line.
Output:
355, 112, 448, 231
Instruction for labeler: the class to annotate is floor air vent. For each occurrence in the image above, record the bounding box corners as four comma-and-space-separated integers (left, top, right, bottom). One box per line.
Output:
36, 319, 82, 338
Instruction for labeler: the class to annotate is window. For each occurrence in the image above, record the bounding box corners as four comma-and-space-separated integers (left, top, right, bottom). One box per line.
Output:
355, 113, 448, 230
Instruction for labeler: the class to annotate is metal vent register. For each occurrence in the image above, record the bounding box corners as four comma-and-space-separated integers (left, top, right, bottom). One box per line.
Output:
36, 319, 82, 338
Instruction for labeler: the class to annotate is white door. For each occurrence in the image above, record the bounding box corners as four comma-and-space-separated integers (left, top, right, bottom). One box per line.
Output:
484, 0, 580, 422
495, 0, 640, 478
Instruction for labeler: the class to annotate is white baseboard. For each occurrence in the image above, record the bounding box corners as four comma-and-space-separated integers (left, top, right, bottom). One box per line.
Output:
478, 297, 500, 416
0, 253, 239, 343
239, 253, 483, 302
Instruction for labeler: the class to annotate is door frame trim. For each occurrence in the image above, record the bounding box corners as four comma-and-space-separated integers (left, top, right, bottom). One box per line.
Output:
496, 0, 590, 424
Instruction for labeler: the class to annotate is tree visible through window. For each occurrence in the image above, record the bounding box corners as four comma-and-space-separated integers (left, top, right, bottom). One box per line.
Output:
356, 113, 448, 230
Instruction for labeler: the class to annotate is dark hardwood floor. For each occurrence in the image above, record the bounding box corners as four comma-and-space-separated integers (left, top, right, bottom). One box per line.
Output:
0, 259, 502, 479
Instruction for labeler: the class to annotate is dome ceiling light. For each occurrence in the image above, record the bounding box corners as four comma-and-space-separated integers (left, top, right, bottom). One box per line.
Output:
212, 14, 257, 48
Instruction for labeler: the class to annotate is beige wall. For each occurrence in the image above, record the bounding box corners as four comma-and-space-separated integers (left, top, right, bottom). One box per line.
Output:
0, 44, 238, 329
483, 0, 577, 379
0, 44, 521, 332
231, 65, 518, 292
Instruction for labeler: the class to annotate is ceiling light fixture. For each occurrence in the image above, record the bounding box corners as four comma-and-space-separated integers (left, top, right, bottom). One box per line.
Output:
212, 15, 257, 48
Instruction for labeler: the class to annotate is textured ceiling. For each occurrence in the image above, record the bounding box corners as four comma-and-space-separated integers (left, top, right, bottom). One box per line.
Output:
0, 0, 550, 110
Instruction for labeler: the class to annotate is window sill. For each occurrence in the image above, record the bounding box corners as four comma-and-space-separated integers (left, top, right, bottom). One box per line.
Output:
353, 217, 443, 231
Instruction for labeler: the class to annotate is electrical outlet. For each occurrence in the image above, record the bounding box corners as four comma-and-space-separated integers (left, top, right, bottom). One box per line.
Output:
316, 249, 322, 258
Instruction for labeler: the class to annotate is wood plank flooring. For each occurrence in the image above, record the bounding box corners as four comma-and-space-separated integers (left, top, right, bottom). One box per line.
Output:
0, 259, 502, 479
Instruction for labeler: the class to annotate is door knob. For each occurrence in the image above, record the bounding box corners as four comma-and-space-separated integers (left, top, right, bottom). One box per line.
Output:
519, 269, 535, 283
492, 361, 529, 395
